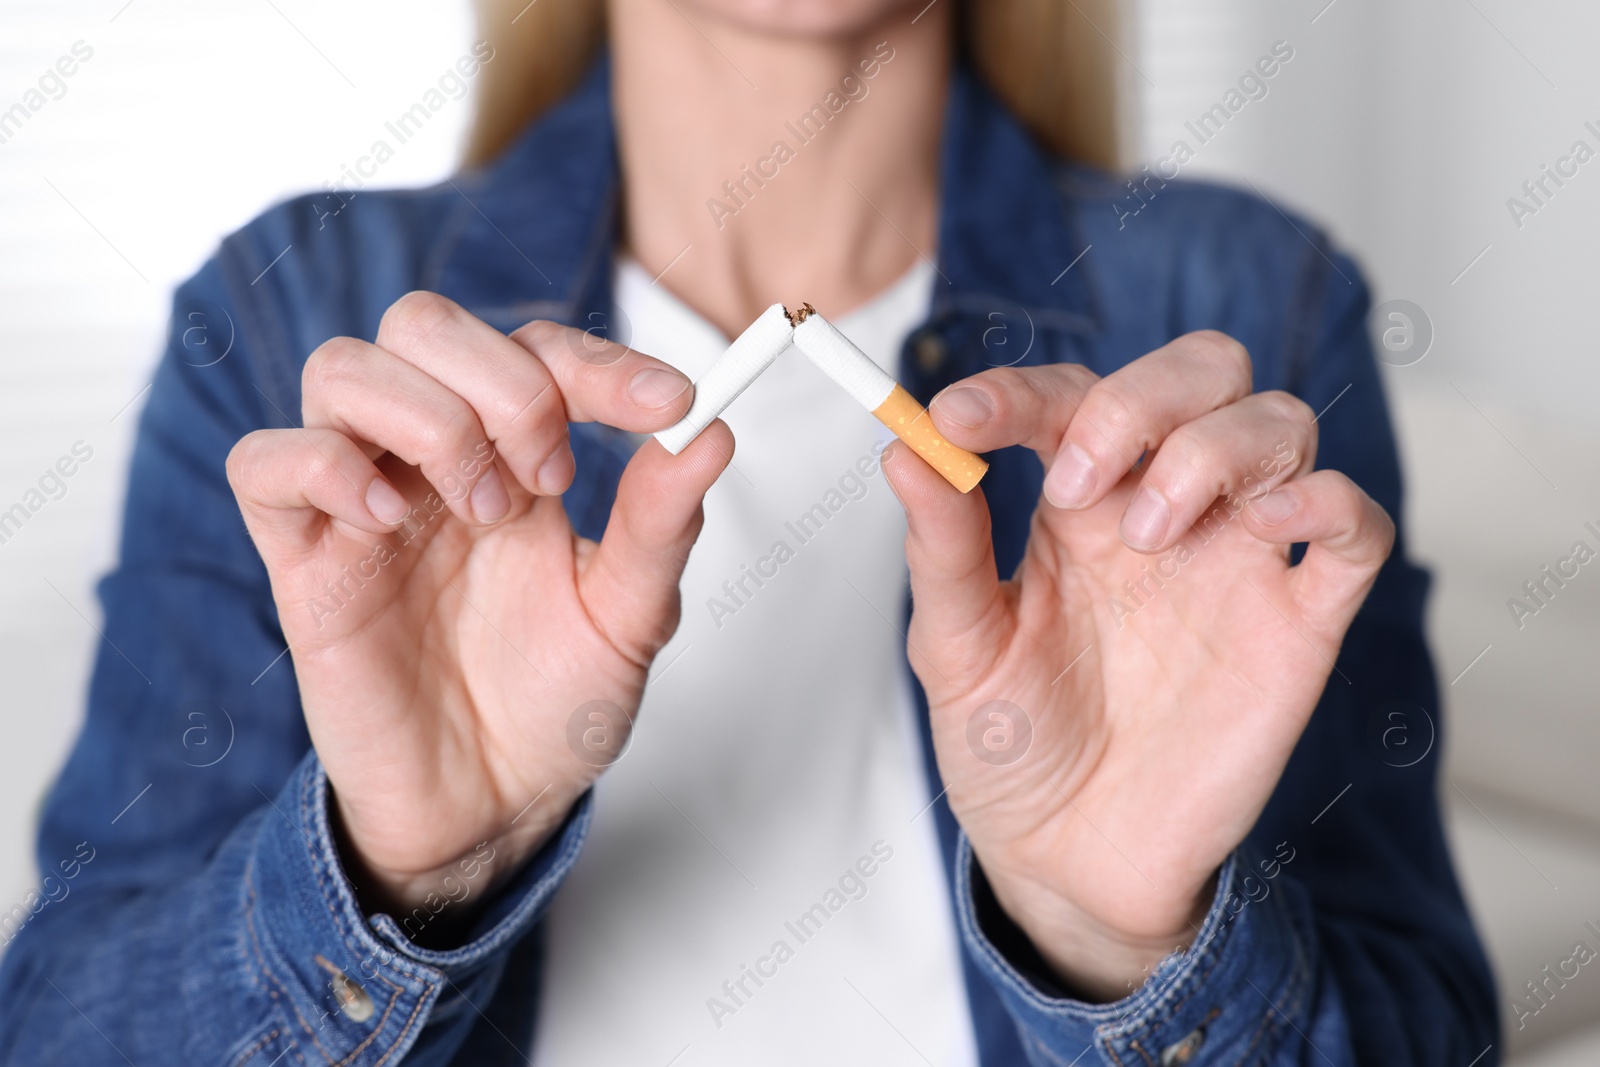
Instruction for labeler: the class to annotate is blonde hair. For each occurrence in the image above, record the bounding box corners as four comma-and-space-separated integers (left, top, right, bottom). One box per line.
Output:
464, 0, 1123, 169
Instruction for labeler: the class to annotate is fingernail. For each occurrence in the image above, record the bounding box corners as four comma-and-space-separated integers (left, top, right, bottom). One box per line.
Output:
470, 467, 510, 523
1250, 488, 1298, 525
365, 478, 410, 525
1044, 443, 1097, 509
629, 367, 690, 409
933, 386, 994, 427
1120, 486, 1171, 549
536, 451, 570, 496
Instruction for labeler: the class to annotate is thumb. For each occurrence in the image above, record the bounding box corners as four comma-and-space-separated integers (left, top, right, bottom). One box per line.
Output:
882, 439, 1004, 685
579, 420, 735, 665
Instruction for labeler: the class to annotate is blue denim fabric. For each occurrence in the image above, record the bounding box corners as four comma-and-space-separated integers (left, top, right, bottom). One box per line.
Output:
0, 56, 1497, 1066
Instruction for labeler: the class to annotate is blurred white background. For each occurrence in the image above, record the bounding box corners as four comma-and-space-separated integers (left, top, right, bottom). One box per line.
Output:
3, 0, 1599, 1060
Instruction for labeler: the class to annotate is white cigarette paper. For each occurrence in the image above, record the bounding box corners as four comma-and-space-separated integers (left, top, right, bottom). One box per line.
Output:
654, 303, 794, 455
790, 314, 898, 410
793, 313, 989, 494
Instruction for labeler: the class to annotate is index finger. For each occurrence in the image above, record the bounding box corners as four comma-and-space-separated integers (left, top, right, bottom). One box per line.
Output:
507, 318, 694, 428
929, 331, 1253, 511
373, 291, 693, 495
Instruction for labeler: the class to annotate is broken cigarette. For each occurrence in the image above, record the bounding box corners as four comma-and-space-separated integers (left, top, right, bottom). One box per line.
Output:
792, 312, 988, 494
654, 303, 795, 456
654, 302, 988, 494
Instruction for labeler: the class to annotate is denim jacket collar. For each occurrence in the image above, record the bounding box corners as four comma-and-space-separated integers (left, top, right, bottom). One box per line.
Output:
431, 53, 1100, 364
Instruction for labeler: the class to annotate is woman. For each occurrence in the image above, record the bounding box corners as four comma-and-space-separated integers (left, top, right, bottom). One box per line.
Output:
0, 0, 1495, 1063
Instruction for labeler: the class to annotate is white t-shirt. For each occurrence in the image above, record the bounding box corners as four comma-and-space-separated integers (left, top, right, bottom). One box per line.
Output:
532, 256, 978, 1066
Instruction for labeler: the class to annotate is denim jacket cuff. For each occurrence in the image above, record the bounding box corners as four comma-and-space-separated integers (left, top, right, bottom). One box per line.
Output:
956, 834, 1315, 1065
247, 750, 590, 1064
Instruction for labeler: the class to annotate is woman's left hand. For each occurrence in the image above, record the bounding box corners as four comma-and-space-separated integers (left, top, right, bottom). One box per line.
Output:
881, 331, 1393, 1001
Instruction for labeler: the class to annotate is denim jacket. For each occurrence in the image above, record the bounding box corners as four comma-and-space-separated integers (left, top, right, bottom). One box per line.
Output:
0, 57, 1497, 1066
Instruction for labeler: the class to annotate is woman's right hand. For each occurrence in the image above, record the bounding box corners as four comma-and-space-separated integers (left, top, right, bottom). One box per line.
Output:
226, 291, 730, 922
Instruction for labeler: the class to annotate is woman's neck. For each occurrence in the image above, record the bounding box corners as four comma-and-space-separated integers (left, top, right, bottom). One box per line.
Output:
608, 0, 950, 338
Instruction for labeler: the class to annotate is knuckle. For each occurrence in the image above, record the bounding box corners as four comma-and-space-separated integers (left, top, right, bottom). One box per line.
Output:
510, 320, 593, 389
1081, 381, 1137, 440
498, 379, 559, 432
303, 336, 367, 394
1161, 425, 1211, 479
1002, 361, 1097, 410
1057, 362, 1101, 395
1187, 330, 1253, 387
406, 389, 486, 465
974, 365, 1022, 391
438, 397, 486, 446
1261, 389, 1315, 429
410, 417, 453, 457
300, 450, 337, 493
380, 290, 456, 347
225, 431, 267, 489
971, 366, 1025, 412
509, 318, 564, 354
1335, 472, 1367, 510
421, 421, 493, 499
1377, 507, 1397, 556
1339, 476, 1393, 552
521, 419, 568, 476
1335, 474, 1395, 554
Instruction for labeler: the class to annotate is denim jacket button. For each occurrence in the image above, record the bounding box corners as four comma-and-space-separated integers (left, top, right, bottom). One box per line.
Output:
331, 968, 375, 1023
1159, 1027, 1205, 1065
913, 331, 947, 374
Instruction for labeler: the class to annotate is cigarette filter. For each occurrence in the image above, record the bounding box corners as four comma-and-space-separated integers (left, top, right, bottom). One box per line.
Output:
654, 303, 795, 455
792, 312, 988, 493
